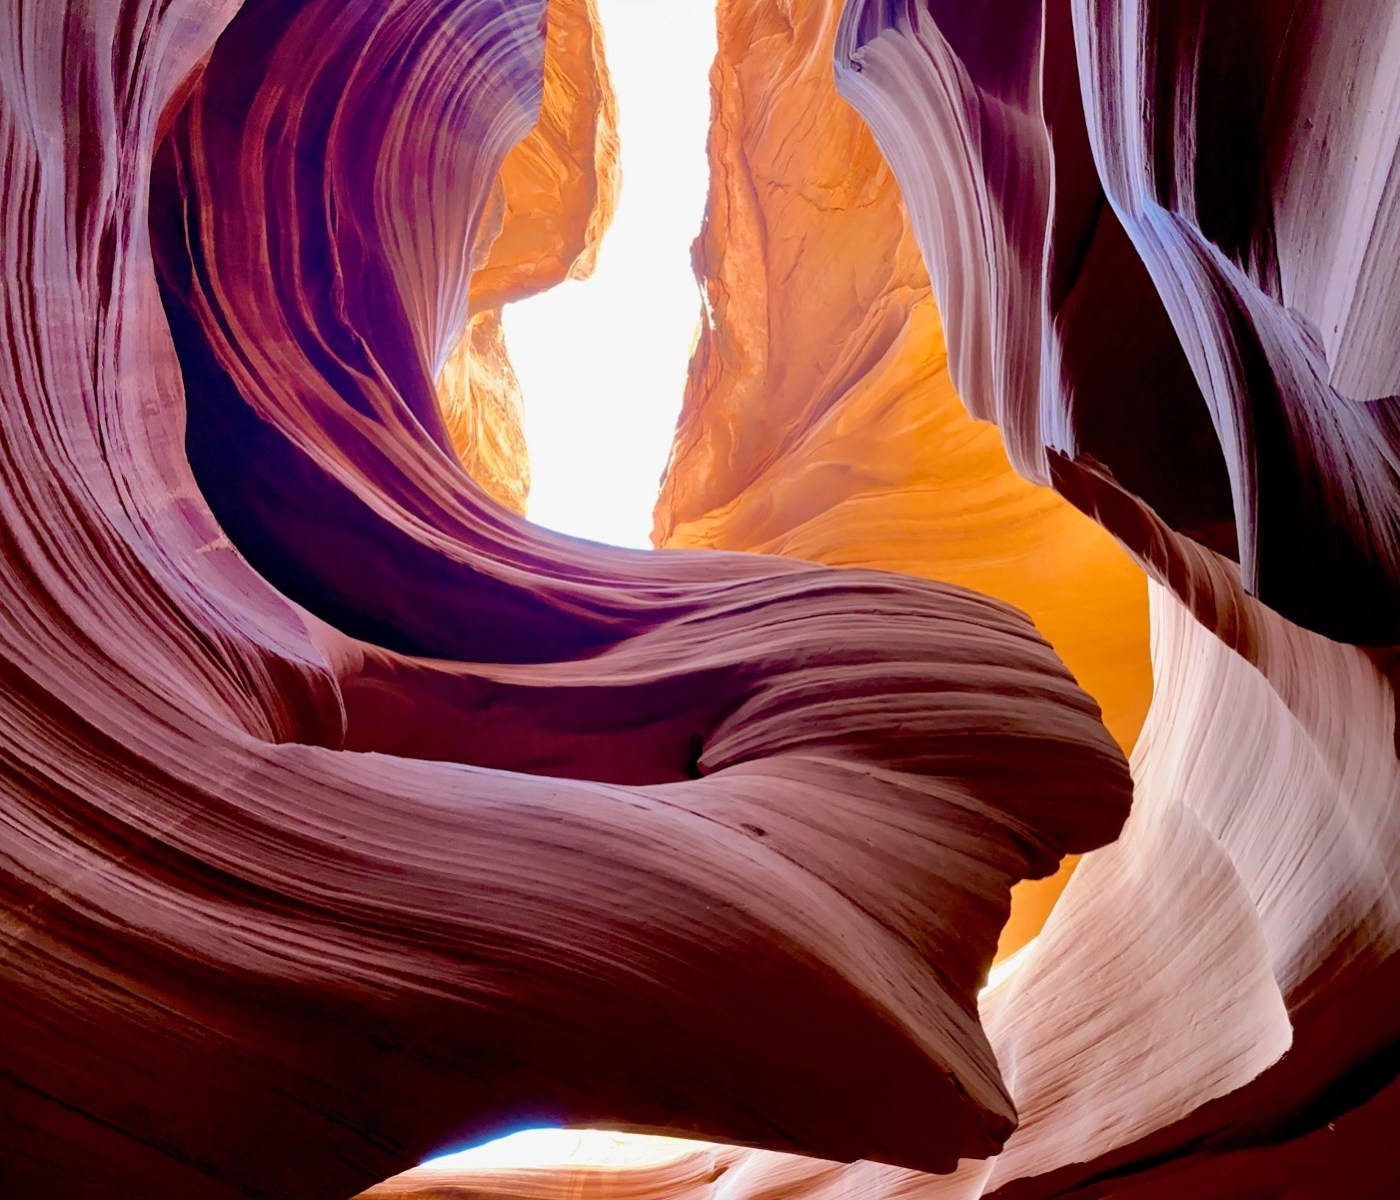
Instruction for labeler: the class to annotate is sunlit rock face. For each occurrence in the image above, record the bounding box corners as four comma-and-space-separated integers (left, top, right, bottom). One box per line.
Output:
438, 0, 620, 512
592, 0, 1397, 1196
0, 0, 1132, 1197
436, 307, 531, 512
652, 0, 1152, 958
827, 20, 1400, 1183
592, 0, 1400, 1197
372, 587, 1400, 1200
467, 0, 618, 313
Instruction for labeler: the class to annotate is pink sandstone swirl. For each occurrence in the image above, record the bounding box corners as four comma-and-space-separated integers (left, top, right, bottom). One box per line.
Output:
825, 1, 1400, 1195
0, 1, 1131, 1197
371, 595, 1400, 1183
377, 4, 1400, 1198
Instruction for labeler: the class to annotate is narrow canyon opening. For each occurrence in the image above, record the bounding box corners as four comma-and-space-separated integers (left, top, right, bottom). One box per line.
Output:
421, 1129, 703, 1176
11, 0, 1400, 1193
505, 0, 718, 547
420, 0, 723, 1168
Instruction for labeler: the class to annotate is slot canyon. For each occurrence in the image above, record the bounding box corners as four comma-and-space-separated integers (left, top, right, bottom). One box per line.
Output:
1, 0, 1398, 1196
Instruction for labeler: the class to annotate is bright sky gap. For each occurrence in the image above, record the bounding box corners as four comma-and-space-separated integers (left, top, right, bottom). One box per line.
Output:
504, 0, 719, 548
422, 0, 1045, 1173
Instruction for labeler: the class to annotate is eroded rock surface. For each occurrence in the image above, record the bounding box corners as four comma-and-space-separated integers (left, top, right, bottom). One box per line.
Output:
602, 0, 1399, 1196
654, 0, 1152, 956
3, 0, 1398, 1197
0, 0, 1129, 1196
607, 1, 1398, 1195
836, 0, 1400, 647
828, 10, 1400, 1181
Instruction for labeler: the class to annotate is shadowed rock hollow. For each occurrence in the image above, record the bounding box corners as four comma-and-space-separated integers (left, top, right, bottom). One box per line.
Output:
0, 1, 1397, 1198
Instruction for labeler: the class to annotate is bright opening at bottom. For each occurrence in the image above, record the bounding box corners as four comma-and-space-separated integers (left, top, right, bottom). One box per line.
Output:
421, 1127, 704, 1172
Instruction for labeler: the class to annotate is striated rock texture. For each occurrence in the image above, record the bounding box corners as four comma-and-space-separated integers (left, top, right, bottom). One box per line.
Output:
437, 0, 620, 510
836, 0, 1400, 647
654, 0, 1151, 957
466, 0, 618, 313
622, 0, 1400, 1197
0, 1, 1132, 1198
436, 308, 531, 512
4, 0, 1399, 1197
970, 581, 1400, 1197
364, 583, 1400, 1200
827, 23, 1400, 1186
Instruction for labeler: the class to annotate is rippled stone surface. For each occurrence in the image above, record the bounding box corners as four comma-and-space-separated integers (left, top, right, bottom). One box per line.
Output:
836, 0, 1400, 647
3, 0, 1398, 1197
0, 1, 1129, 1195
653, 0, 1153, 958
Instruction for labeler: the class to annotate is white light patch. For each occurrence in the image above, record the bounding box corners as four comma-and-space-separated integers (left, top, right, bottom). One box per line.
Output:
504, 0, 718, 547
421, 1128, 704, 1172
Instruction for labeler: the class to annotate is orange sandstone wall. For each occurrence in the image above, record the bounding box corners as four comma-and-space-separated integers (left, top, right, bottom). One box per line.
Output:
653, 0, 1151, 956
364, 2, 1400, 1197
438, 0, 621, 511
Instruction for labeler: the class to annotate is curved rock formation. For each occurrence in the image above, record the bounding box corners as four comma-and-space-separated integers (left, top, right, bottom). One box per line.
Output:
6, 0, 1400, 1196
369, 548, 1400, 1200
825, 10, 1400, 1179
973, 581, 1400, 1197
0, 0, 1131, 1196
835, 0, 1400, 647
619, 0, 1398, 1196
617, 1, 1398, 1195
362, 1146, 751, 1200
654, 0, 1151, 957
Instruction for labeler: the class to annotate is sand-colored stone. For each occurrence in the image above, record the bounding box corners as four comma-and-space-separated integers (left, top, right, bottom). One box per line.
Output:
436, 309, 531, 511
5, 0, 1400, 1197
467, 0, 619, 316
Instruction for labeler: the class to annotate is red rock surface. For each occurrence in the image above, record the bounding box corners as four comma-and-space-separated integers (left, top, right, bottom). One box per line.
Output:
540, 2, 1398, 1196
826, 34, 1400, 1190
0, 1, 1130, 1197
3, 0, 1399, 1197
